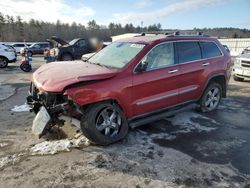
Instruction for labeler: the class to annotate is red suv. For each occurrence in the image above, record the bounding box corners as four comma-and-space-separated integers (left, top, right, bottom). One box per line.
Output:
27, 33, 232, 145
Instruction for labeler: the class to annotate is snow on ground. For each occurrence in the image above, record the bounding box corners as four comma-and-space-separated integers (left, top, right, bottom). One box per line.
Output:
29, 135, 90, 155
11, 103, 31, 112
166, 111, 218, 133
0, 152, 26, 169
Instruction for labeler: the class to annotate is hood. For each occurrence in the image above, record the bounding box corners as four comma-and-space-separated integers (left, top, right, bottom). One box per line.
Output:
51, 36, 68, 45
32, 61, 118, 92
239, 53, 250, 59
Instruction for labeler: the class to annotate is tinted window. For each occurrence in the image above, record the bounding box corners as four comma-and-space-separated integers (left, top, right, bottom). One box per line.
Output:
176, 42, 202, 63
143, 43, 174, 71
201, 42, 222, 58
75, 40, 86, 48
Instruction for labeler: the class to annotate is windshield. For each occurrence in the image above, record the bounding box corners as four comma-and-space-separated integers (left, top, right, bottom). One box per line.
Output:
88, 42, 145, 69
69, 39, 78, 45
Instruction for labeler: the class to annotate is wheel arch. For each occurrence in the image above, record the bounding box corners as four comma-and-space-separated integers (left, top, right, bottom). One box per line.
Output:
80, 98, 128, 118
200, 74, 227, 100
60, 52, 74, 61
0, 55, 9, 61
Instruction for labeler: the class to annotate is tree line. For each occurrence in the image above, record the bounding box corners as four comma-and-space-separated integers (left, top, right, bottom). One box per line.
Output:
0, 12, 249, 42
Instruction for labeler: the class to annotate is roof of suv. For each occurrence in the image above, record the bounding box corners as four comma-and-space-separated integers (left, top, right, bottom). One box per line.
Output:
117, 35, 215, 44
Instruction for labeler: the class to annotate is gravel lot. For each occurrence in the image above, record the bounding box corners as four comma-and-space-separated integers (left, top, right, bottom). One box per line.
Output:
0, 56, 250, 188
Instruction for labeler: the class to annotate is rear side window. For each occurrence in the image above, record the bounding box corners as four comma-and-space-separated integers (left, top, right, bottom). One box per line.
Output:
176, 42, 202, 63
200, 41, 222, 58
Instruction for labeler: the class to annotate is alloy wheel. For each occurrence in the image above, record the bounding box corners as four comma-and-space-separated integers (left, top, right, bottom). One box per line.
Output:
96, 107, 122, 137
0, 58, 7, 68
205, 87, 221, 111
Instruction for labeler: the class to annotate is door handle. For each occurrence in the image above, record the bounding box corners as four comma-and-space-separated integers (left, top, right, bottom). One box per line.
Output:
168, 69, 178, 74
202, 62, 210, 66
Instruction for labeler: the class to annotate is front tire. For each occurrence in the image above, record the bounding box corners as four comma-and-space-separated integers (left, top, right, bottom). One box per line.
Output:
0, 57, 8, 68
233, 75, 244, 82
81, 102, 128, 145
198, 83, 222, 112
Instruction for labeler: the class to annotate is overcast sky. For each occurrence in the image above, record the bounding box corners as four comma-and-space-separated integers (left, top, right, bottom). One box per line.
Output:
0, 0, 249, 29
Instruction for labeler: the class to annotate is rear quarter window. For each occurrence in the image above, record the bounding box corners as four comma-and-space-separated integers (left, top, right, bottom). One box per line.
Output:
176, 41, 202, 63
200, 41, 222, 58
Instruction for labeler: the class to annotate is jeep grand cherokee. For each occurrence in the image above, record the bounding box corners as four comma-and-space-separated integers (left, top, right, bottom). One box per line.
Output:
27, 33, 232, 145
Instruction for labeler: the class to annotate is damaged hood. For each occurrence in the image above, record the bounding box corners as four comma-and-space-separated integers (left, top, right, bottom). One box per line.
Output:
32, 61, 118, 92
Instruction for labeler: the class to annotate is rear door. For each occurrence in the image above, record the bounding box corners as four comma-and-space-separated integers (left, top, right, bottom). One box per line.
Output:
132, 42, 180, 117
176, 41, 210, 103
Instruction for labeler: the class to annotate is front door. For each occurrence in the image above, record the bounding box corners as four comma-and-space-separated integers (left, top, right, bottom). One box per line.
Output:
132, 42, 180, 117
74, 39, 88, 59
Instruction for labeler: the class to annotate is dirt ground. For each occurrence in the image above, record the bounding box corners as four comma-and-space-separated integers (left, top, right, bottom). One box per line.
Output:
0, 56, 250, 188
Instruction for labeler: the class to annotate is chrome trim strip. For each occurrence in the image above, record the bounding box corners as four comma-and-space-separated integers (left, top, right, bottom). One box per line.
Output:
137, 92, 178, 106
179, 86, 198, 95
137, 86, 198, 106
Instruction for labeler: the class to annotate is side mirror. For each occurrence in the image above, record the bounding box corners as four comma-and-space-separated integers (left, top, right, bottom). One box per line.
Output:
135, 61, 148, 73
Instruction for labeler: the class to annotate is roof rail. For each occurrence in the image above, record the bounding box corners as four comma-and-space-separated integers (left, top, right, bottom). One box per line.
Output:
134, 31, 210, 37
166, 31, 210, 37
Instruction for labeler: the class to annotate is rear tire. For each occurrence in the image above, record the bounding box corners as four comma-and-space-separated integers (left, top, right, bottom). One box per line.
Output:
198, 82, 222, 112
0, 57, 8, 68
233, 75, 244, 82
61, 53, 73, 61
81, 102, 128, 145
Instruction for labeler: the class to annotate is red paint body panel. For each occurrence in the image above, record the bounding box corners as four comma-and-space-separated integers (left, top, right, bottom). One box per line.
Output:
32, 36, 232, 119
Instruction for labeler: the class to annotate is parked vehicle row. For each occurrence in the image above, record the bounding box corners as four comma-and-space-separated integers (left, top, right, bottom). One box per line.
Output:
27, 33, 232, 145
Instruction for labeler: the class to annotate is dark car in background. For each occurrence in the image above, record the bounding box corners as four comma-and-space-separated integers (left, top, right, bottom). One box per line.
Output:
50, 37, 95, 61
27, 42, 50, 56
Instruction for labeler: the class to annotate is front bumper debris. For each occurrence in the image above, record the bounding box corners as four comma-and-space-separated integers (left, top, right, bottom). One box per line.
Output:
32, 106, 51, 137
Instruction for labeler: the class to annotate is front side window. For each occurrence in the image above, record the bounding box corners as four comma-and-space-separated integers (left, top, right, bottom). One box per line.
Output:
142, 43, 174, 71
76, 40, 86, 48
201, 41, 222, 58
176, 41, 202, 63
88, 42, 145, 69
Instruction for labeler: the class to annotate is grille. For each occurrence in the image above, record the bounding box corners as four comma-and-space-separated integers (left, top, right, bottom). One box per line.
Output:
241, 60, 250, 68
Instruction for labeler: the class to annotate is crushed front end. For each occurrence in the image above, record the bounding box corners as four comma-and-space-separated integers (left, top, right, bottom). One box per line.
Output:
27, 82, 81, 137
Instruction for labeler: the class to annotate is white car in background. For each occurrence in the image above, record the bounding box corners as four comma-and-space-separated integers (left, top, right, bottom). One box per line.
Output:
233, 53, 250, 81
0, 44, 17, 68
11, 43, 30, 53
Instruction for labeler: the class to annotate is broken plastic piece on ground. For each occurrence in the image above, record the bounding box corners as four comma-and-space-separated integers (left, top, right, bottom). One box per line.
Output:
32, 106, 51, 138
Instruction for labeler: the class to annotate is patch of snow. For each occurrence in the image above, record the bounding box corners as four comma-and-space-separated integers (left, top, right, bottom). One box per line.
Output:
0, 142, 9, 148
166, 112, 218, 133
0, 152, 26, 168
11, 103, 31, 112
30, 136, 89, 155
